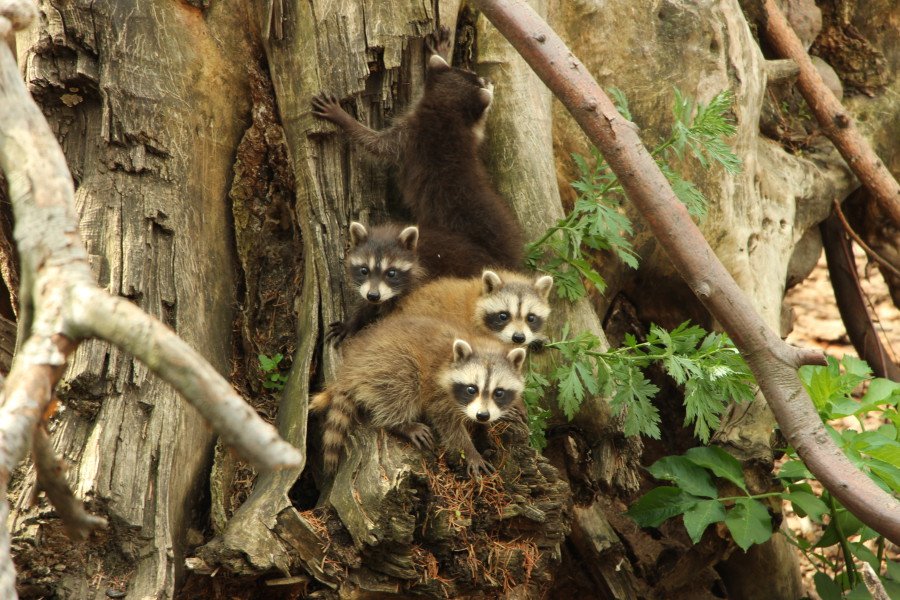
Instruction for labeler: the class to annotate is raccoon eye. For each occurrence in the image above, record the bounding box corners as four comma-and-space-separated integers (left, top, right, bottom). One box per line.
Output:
466, 385, 477, 396
498, 312, 509, 322
526, 314, 536, 323
386, 269, 397, 278
359, 267, 369, 275
493, 389, 505, 399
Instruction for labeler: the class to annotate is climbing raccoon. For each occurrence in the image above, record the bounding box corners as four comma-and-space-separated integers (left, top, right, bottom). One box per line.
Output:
310, 315, 527, 477
312, 25, 524, 279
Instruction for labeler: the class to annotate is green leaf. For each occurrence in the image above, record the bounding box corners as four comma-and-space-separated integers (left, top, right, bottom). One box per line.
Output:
861, 377, 900, 407
682, 499, 726, 543
258, 354, 275, 371
848, 541, 879, 571
610, 363, 661, 438
648, 455, 718, 498
684, 446, 748, 493
626, 486, 698, 528
556, 363, 585, 420
783, 491, 828, 523
816, 509, 863, 548
725, 498, 773, 551
813, 572, 843, 600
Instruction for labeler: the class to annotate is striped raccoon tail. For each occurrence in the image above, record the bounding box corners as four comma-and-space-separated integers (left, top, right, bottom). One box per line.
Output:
320, 388, 356, 474
309, 390, 332, 413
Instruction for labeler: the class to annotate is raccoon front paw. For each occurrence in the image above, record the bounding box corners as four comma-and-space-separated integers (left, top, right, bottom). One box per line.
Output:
465, 452, 495, 478
325, 320, 348, 346
311, 92, 350, 126
528, 337, 549, 353
397, 422, 434, 450
425, 24, 452, 59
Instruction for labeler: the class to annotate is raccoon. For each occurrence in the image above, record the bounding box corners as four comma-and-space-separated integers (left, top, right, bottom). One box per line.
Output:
311, 26, 524, 278
326, 222, 426, 345
396, 270, 554, 349
310, 315, 527, 477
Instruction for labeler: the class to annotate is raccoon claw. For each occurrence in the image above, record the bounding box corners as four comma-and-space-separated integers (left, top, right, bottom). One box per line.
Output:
466, 453, 495, 478
398, 422, 434, 450
311, 92, 348, 124
325, 320, 348, 346
425, 25, 452, 59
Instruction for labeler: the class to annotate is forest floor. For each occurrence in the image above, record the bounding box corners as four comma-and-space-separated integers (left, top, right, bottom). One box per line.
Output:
783, 245, 899, 599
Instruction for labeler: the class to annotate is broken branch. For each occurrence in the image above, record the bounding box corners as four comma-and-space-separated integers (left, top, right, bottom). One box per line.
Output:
757, 0, 900, 226
472, 0, 900, 543
69, 289, 302, 472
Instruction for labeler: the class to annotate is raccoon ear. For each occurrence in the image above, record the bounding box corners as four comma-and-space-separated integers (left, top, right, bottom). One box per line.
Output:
533, 275, 554, 301
349, 222, 368, 247
398, 226, 419, 251
507, 347, 527, 372
481, 270, 503, 295
428, 53, 451, 72
452, 339, 473, 362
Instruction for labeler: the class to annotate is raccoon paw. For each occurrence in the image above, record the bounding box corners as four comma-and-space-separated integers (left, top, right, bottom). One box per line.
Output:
396, 422, 434, 450
325, 320, 348, 346
466, 452, 495, 478
311, 92, 348, 125
528, 337, 549, 353
425, 24, 452, 59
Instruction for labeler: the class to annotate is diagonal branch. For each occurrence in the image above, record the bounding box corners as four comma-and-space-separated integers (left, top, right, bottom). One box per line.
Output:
0, 2, 302, 596
756, 0, 900, 226
821, 209, 900, 381
472, 0, 900, 544
68, 289, 302, 472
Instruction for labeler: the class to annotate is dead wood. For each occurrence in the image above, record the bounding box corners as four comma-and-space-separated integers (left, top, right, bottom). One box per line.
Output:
754, 0, 900, 226
471, 0, 900, 544
0, 2, 301, 596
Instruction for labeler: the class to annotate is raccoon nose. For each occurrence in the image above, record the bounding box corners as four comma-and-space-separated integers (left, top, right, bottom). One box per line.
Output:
366, 290, 381, 302
512, 332, 526, 344
476, 411, 490, 422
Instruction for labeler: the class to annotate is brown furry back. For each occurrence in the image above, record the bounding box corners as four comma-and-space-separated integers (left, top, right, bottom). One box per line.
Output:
398, 84, 524, 272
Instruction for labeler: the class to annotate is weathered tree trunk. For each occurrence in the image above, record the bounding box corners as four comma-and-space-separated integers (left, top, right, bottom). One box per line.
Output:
10, 2, 252, 597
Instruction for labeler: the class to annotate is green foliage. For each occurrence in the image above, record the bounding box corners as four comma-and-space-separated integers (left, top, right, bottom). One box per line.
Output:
624, 356, 899, 595
258, 353, 288, 392
525, 88, 740, 302
531, 322, 754, 443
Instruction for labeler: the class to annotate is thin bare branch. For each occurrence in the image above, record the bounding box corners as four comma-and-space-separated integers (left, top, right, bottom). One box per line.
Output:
822, 211, 900, 381
861, 561, 890, 600
757, 0, 900, 226
832, 200, 900, 280
31, 426, 108, 539
70, 289, 303, 471
472, 0, 900, 543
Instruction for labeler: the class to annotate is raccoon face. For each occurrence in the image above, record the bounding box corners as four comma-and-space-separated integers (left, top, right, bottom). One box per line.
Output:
476, 271, 554, 346
425, 55, 493, 126
444, 339, 526, 423
346, 222, 422, 304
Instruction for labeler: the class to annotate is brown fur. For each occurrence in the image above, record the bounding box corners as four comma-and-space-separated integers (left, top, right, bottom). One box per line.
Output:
311, 315, 526, 476
311, 27, 524, 278
395, 270, 554, 348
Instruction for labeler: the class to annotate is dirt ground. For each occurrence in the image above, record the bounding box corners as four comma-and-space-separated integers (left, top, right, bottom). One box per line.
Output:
783, 244, 899, 598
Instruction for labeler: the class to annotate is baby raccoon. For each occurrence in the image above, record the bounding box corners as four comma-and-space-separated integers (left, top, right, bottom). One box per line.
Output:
311, 26, 524, 278
396, 270, 554, 349
327, 222, 425, 345
310, 315, 527, 477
